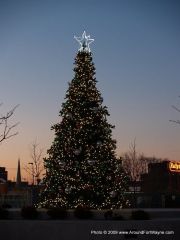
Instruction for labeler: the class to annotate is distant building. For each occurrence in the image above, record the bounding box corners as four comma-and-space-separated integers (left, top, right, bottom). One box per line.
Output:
0, 167, 7, 181
0, 189, 32, 208
139, 161, 180, 208
0, 167, 8, 196
0, 160, 33, 208
141, 161, 180, 193
16, 159, 22, 188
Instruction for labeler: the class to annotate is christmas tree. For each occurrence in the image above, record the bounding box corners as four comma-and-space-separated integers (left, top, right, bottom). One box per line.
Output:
39, 31, 129, 209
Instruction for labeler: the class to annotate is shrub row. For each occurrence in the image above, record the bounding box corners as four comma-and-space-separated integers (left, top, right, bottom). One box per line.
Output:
0, 207, 150, 220
104, 209, 150, 220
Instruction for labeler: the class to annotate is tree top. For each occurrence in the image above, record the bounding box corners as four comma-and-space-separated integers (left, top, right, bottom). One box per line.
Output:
74, 31, 94, 52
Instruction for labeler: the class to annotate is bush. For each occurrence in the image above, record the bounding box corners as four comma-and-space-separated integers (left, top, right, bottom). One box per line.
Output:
112, 213, 124, 220
104, 210, 113, 220
47, 208, 68, 219
74, 206, 93, 219
104, 210, 124, 220
21, 206, 38, 220
131, 210, 150, 220
0, 207, 9, 219
1, 203, 12, 209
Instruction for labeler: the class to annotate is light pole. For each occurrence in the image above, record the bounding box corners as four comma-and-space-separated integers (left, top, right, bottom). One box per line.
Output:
28, 162, 34, 185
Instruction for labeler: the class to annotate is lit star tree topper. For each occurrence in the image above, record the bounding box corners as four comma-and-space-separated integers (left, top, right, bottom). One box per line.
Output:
74, 31, 94, 52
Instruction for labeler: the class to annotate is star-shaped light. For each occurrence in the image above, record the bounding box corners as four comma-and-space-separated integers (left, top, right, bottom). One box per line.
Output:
74, 31, 94, 52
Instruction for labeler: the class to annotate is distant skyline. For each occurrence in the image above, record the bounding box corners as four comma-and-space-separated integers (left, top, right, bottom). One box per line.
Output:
0, 0, 180, 181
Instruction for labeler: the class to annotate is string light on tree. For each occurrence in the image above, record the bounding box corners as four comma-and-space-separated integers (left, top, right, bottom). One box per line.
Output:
96, 140, 102, 146
74, 147, 82, 155
88, 159, 95, 165
66, 112, 73, 119
38, 32, 130, 209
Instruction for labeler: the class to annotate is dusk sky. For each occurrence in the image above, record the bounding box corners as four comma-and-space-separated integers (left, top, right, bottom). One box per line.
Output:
0, 0, 180, 181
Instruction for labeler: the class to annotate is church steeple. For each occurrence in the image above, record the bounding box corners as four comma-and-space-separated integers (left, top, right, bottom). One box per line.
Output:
16, 158, 21, 187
